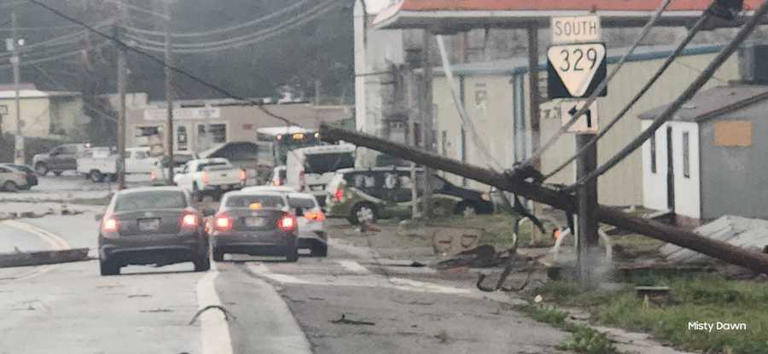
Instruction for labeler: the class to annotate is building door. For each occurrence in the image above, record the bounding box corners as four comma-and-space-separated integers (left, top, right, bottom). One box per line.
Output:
666, 126, 675, 211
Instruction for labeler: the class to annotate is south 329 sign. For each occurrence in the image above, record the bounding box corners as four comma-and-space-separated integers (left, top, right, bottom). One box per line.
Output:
547, 42, 607, 99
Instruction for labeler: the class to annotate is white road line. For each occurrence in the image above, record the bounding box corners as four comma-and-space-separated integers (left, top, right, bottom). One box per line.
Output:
335, 260, 371, 274
247, 262, 469, 295
196, 263, 233, 354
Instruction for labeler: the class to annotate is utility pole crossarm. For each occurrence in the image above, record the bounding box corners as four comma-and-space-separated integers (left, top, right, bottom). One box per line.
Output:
319, 124, 768, 275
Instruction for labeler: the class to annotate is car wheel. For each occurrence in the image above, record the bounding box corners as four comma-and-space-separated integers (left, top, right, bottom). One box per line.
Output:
3, 181, 18, 192
194, 255, 211, 272
456, 202, 477, 217
53, 171, 63, 176
212, 249, 224, 262
89, 170, 104, 183
35, 163, 48, 176
311, 242, 328, 257
350, 202, 377, 225
286, 246, 299, 262
99, 259, 120, 276
109, 174, 118, 182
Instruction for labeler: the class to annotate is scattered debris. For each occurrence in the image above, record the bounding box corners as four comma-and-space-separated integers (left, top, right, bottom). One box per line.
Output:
358, 220, 381, 233
434, 330, 451, 344
141, 308, 173, 313
127, 294, 152, 298
330, 314, 375, 326
635, 286, 671, 305
188, 305, 236, 325
662, 215, 768, 265
0, 248, 90, 268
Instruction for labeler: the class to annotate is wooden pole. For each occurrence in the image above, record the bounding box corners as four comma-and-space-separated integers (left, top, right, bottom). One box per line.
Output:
116, 0, 127, 190
164, 0, 174, 184
319, 124, 768, 275
576, 133, 599, 284
421, 30, 434, 218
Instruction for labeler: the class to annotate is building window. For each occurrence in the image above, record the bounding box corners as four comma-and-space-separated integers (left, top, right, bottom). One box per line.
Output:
197, 123, 227, 150
177, 126, 188, 151
682, 132, 690, 178
650, 132, 657, 174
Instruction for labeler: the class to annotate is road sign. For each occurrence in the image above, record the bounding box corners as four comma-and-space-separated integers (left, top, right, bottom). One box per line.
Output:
547, 43, 607, 99
551, 15, 601, 44
561, 100, 599, 134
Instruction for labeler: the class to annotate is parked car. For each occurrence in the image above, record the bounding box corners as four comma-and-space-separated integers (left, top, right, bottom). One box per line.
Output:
0, 164, 37, 189
174, 158, 246, 201
77, 147, 158, 183
0, 165, 29, 192
198, 141, 273, 185
325, 167, 494, 224
242, 186, 327, 256
285, 144, 356, 206
96, 186, 210, 276
149, 153, 198, 185
32, 143, 88, 176
206, 190, 299, 262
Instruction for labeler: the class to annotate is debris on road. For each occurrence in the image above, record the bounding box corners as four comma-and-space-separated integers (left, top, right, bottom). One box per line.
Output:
188, 305, 236, 325
330, 314, 375, 326
0, 248, 90, 268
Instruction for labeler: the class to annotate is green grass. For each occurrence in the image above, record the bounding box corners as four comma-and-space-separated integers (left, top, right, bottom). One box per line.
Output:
532, 275, 768, 353
518, 304, 618, 353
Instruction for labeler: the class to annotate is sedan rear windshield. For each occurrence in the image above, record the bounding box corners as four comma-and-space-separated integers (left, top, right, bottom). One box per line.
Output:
225, 195, 285, 209
115, 191, 187, 211
197, 162, 229, 172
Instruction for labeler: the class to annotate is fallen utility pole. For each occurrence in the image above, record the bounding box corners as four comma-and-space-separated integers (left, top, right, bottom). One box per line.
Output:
319, 124, 768, 275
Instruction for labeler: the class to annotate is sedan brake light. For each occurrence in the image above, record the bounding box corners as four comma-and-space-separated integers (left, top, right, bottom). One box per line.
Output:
214, 212, 232, 231
150, 170, 157, 181
239, 169, 247, 184
277, 213, 297, 232
202, 171, 210, 185
304, 210, 326, 222
334, 188, 344, 202
102, 216, 119, 233
181, 213, 198, 229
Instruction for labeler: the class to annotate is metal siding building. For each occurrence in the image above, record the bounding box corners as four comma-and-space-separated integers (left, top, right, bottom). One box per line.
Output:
432, 44, 741, 205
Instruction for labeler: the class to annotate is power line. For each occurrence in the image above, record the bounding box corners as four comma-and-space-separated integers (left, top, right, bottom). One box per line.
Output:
542, 14, 711, 181
517, 0, 673, 170
31, 63, 117, 123
0, 42, 110, 70
125, 0, 338, 53
123, 0, 309, 39
22, 0, 300, 127
567, 0, 768, 191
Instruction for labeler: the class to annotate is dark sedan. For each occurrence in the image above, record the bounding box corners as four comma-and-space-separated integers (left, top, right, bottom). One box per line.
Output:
207, 191, 299, 262
0, 164, 38, 189
97, 187, 210, 276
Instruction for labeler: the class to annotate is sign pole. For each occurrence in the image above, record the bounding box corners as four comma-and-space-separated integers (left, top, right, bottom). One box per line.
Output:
575, 133, 599, 284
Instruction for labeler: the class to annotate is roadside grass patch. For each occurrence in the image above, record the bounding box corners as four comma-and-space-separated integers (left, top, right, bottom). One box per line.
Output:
532, 274, 768, 353
517, 304, 618, 353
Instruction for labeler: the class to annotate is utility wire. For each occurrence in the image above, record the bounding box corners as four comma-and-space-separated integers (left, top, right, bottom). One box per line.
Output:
23, 0, 300, 127
125, 0, 338, 53
0, 42, 110, 70
123, 0, 309, 39
542, 13, 711, 181
31, 63, 118, 123
567, 0, 768, 191
0, 19, 114, 58
518, 0, 673, 170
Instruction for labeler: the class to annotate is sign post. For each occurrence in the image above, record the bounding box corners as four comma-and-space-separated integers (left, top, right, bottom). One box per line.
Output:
548, 15, 603, 284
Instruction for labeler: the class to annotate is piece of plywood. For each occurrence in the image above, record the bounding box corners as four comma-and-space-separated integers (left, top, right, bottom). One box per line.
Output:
714, 121, 752, 147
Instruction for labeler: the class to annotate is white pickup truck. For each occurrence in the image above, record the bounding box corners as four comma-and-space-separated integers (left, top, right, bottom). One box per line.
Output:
77, 147, 158, 183
173, 158, 246, 201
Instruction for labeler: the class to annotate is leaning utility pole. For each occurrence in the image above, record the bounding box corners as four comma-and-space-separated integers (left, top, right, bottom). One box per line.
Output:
11, 9, 23, 165
116, 0, 127, 190
526, 22, 542, 242
421, 30, 434, 218
318, 124, 768, 275
164, 0, 175, 184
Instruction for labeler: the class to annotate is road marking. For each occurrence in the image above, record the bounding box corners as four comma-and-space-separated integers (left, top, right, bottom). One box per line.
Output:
196, 263, 234, 354
247, 262, 469, 295
336, 260, 370, 274
0, 220, 71, 281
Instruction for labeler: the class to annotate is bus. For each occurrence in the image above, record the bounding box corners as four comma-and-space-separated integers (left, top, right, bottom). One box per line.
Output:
256, 126, 325, 166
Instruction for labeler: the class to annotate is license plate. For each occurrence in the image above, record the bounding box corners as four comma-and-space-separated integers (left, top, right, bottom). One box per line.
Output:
310, 185, 324, 191
138, 218, 161, 231
244, 217, 266, 227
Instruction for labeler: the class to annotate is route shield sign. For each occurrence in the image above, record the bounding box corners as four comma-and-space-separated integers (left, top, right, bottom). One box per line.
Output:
547, 42, 607, 99
561, 100, 599, 134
